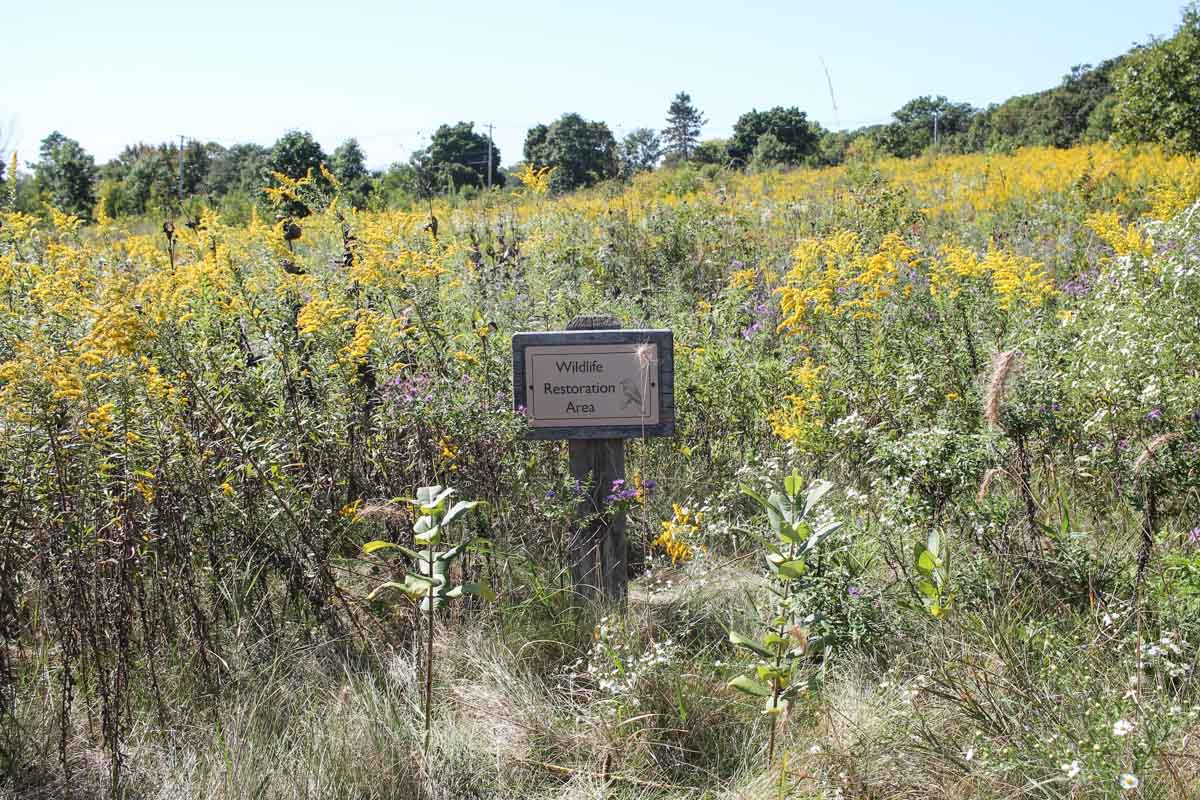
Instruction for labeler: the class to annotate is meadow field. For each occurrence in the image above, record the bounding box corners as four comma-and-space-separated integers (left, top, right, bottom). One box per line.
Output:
2, 143, 1200, 798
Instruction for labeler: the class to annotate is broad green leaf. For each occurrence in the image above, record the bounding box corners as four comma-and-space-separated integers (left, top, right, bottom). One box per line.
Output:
403, 574, 433, 595
803, 479, 834, 517
927, 530, 942, 557
783, 471, 804, 501
777, 559, 807, 580
728, 676, 771, 697
414, 527, 441, 546
442, 499, 485, 526
729, 631, 774, 659
362, 540, 399, 554
777, 521, 802, 545
414, 515, 436, 535
740, 485, 769, 510
917, 579, 939, 600
804, 520, 839, 553
917, 550, 937, 575
366, 581, 409, 600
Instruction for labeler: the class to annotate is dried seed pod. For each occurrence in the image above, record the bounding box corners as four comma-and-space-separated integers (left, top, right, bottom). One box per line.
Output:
283, 221, 302, 242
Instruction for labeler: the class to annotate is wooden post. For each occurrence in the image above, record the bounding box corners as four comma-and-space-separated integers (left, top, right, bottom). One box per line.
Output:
565, 314, 627, 603
513, 316, 673, 604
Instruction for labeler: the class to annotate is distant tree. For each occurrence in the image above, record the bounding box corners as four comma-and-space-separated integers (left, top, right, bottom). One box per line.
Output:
270, 130, 327, 181
268, 130, 329, 215
663, 92, 706, 161
692, 138, 730, 166
35, 132, 97, 219
122, 147, 175, 214
879, 96, 976, 158
207, 143, 270, 198
1114, 4, 1200, 153
409, 123, 503, 194
179, 140, 210, 197
332, 138, 372, 207
815, 130, 853, 166
524, 113, 618, 192
728, 107, 819, 166
979, 60, 1121, 151
618, 127, 662, 177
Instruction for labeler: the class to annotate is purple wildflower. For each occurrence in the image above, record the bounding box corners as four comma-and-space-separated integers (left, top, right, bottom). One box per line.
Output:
1190, 527, 1200, 546
848, 586, 863, 599
1146, 408, 1164, 422
545, 490, 556, 500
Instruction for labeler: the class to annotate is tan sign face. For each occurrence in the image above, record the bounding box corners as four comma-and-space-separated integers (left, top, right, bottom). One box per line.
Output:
524, 343, 659, 428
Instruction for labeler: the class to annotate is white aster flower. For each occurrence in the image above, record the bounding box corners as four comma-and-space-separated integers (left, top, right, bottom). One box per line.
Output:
1119, 773, 1139, 790
1062, 760, 1081, 779
1112, 719, 1134, 737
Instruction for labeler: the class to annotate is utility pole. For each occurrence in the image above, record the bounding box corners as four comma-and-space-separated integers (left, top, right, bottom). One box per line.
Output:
486, 123, 494, 189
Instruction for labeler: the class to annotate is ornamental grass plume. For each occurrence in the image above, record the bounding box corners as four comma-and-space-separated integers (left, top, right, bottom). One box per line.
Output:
983, 350, 1017, 429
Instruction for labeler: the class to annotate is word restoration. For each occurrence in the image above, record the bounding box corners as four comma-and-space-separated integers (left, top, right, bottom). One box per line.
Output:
512, 329, 674, 440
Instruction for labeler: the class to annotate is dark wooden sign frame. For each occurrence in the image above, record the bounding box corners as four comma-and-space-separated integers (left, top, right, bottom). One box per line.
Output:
512, 328, 674, 439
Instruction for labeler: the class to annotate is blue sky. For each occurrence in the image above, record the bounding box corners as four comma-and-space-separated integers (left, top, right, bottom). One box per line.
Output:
2, 0, 1186, 170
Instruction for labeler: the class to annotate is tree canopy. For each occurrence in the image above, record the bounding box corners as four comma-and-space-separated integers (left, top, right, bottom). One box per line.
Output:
728, 107, 819, 166
1113, 4, 1200, 153
663, 92, 706, 161
524, 113, 618, 192
410, 123, 503, 195
35, 132, 97, 219
619, 128, 663, 177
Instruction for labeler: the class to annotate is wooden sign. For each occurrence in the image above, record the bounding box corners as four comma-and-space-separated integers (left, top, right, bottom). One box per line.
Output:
512, 328, 674, 440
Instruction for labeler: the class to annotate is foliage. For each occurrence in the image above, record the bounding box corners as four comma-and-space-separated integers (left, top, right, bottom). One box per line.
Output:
662, 91, 706, 162
2, 139, 1200, 796
1113, 3, 1200, 153
618, 127, 663, 178
729, 474, 840, 764
523, 113, 618, 192
728, 106, 819, 167
331, 137, 373, 208
268, 130, 330, 215
34, 131, 97, 219
878, 95, 976, 157
411, 122, 503, 195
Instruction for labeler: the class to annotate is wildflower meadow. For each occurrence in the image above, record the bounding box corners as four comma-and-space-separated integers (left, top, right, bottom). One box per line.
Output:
2, 139, 1200, 799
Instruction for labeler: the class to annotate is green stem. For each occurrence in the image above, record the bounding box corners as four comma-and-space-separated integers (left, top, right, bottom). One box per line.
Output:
424, 535, 435, 755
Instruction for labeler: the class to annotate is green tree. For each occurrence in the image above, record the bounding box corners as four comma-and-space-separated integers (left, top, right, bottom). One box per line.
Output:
692, 138, 730, 166
332, 138, 373, 208
1113, 4, 1200, 153
523, 113, 618, 193
35, 131, 97, 219
663, 92, 706, 161
207, 143, 270, 198
618, 127, 662, 177
268, 130, 330, 215
879, 96, 977, 157
409, 123, 502, 194
728, 107, 819, 167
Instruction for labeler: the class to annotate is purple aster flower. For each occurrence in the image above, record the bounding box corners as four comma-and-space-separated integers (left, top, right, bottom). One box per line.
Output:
848, 586, 862, 599
1146, 408, 1164, 422
1190, 527, 1200, 546
545, 490, 556, 500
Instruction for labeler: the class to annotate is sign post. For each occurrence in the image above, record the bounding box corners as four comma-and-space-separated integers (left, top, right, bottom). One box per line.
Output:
513, 315, 674, 602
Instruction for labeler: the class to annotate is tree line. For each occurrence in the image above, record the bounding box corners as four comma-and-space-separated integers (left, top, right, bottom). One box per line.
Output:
4, 3, 1199, 222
